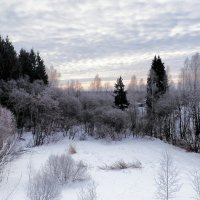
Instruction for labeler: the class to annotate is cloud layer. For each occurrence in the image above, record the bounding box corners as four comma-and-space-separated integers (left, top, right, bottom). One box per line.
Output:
1, 0, 200, 86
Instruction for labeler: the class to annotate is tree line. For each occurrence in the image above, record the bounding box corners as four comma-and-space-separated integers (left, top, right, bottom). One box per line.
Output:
1, 35, 200, 153
0, 36, 48, 83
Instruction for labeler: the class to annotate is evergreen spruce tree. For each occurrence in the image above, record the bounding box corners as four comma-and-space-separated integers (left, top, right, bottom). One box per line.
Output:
35, 52, 48, 84
19, 48, 34, 81
146, 55, 168, 114
29, 49, 37, 82
114, 76, 129, 110
0, 36, 19, 80
18, 49, 48, 84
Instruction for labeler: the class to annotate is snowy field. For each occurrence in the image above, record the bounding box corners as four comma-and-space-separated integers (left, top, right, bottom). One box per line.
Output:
0, 136, 200, 200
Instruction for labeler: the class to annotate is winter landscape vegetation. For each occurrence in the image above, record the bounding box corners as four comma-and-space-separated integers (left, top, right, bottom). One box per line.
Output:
1, 0, 200, 200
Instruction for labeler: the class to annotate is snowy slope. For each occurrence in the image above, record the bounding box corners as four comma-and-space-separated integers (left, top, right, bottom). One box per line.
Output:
0, 136, 200, 200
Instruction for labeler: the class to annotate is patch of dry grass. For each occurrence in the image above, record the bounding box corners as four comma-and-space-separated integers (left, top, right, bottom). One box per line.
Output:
99, 160, 142, 170
68, 145, 77, 155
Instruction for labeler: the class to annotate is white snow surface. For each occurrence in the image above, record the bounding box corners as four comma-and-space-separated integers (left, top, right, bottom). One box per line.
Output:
0, 135, 200, 200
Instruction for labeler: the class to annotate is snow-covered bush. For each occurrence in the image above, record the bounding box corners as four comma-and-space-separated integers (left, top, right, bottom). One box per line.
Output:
27, 169, 61, 200
44, 153, 88, 185
27, 153, 88, 200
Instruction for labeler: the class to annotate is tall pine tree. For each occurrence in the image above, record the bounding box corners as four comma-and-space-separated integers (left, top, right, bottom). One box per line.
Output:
146, 55, 168, 114
114, 76, 129, 110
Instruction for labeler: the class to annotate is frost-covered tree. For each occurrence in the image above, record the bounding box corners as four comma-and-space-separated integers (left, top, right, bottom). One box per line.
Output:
128, 75, 137, 92
179, 53, 200, 91
47, 65, 61, 87
178, 53, 200, 152
103, 81, 112, 92
90, 74, 102, 92
114, 76, 129, 110
155, 152, 181, 200
66, 80, 83, 98
0, 106, 16, 182
29, 89, 60, 146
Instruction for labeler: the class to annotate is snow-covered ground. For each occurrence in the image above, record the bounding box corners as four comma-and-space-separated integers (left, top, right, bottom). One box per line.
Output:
0, 136, 200, 200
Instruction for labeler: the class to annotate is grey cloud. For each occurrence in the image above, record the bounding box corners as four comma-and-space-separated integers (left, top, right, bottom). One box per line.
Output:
0, 0, 200, 86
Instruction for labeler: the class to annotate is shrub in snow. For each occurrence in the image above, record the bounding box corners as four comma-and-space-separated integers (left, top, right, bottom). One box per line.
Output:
77, 181, 97, 200
44, 153, 88, 185
27, 169, 61, 200
99, 160, 142, 170
27, 153, 88, 200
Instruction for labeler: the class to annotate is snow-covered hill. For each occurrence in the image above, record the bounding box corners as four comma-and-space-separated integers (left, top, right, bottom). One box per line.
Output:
0, 136, 200, 200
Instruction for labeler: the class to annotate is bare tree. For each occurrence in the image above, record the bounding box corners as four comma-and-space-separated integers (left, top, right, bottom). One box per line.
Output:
90, 74, 102, 92
138, 78, 145, 92
103, 81, 112, 92
128, 75, 137, 92
47, 65, 61, 87
155, 151, 181, 200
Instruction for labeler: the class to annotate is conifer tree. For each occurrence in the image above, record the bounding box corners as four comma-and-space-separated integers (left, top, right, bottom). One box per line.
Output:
146, 55, 168, 114
18, 49, 48, 84
35, 52, 48, 84
19, 48, 34, 81
114, 76, 129, 110
0, 36, 19, 80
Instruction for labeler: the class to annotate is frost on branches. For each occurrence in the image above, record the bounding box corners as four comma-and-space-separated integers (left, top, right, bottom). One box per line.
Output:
0, 106, 17, 182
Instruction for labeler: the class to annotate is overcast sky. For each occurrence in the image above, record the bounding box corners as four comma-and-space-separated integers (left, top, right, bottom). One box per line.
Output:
1, 0, 200, 87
